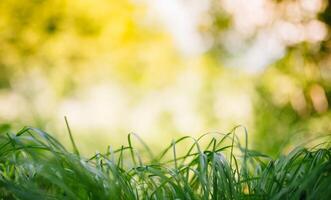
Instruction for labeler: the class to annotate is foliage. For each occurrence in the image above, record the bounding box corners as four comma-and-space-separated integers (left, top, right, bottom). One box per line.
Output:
0, 126, 330, 199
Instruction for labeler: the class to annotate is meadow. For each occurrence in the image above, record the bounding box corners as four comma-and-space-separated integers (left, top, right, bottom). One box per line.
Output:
0, 122, 330, 200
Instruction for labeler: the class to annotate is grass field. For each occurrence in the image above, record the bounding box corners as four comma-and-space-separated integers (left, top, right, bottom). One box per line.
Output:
0, 124, 330, 200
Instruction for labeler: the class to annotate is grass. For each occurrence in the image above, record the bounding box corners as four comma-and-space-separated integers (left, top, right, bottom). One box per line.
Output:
0, 125, 330, 200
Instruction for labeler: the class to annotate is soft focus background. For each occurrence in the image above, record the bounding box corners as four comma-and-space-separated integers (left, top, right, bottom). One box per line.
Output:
0, 0, 331, 155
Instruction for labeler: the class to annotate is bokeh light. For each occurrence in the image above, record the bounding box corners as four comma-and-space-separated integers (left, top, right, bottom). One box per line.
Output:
0, 0, 331, 155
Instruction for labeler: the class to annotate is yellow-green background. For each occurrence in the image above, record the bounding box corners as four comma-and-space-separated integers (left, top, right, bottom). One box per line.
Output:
0, 0, 331, 156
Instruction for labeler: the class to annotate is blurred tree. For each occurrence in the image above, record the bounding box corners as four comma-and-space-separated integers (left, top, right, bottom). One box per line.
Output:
1, 0, 331, 155
202, 0, 331, 155
0, 0, 182, 92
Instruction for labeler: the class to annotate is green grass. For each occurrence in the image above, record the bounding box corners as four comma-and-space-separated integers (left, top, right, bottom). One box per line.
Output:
0, 125, 330, 200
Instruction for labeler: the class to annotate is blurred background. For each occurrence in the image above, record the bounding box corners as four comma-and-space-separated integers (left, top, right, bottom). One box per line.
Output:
0, 0, 331, 156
